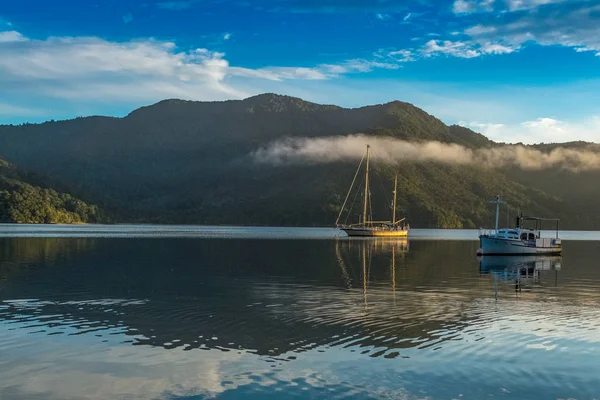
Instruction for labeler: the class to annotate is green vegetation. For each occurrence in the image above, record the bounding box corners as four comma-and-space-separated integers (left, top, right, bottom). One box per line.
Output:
0, 93, 599, 228
0, 158, 102, 224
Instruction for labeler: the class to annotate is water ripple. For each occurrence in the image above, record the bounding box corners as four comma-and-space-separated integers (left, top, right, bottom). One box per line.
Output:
2, 237, 600, 399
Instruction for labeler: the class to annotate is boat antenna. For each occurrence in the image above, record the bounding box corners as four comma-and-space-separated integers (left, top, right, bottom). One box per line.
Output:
489, 194, 505, 232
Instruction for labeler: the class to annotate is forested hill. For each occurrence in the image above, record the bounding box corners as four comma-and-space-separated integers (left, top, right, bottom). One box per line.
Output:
0, 93, 599, 229
0, 157, 103, 224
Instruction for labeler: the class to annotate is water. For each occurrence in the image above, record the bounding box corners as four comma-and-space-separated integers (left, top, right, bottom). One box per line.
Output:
1, 227, 600, 399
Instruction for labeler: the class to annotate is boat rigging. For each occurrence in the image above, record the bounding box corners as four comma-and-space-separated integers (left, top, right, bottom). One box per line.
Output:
336, 144, 410, 237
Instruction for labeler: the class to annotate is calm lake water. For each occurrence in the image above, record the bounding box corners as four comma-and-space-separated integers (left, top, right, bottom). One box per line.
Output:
1, 225, 600, 399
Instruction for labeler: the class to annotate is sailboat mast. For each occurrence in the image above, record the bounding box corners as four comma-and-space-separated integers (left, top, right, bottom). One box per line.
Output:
362, 145, 370, 225
392, 174, 398, 225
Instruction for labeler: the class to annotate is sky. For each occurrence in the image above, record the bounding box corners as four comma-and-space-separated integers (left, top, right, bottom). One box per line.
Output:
1, 0, 599, 143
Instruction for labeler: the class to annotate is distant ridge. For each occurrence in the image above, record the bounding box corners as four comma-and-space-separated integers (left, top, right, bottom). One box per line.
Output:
0, 93, 599, 228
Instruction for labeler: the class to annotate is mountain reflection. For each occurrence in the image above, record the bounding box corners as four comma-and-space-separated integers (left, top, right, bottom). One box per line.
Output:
0, 237, 591, 363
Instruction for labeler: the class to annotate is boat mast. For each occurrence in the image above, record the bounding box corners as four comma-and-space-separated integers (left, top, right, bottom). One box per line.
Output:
490, 194, 505, 232
392, 173, 398, 225
362, 145, 370, 225
496, 198, 501, 231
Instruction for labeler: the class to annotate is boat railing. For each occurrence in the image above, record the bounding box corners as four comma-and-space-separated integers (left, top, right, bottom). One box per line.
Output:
337, 223, 410, 231
479, 229, 494, 237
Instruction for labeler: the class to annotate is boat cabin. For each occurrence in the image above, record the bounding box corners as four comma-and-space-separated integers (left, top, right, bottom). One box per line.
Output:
491, 228, 539, 242
485, 214, 559, 243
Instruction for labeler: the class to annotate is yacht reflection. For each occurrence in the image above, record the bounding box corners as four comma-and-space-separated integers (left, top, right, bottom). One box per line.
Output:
335, 238, 409, 313
478, 255, 562, 289
336, 237, 409, 254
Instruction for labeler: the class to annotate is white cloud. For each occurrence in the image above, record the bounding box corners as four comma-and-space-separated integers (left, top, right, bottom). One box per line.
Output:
388, 49, 415, 62
326, 59, 400, 73
223, 32, 232, 40
461, 121, 506, 130
230, 66, 328, 81
506, 0, 568, 11
465, 25, 497, 36
375, 13, 391, 20
453, 0, 476, 13
0, 36, 244, 100
423, 40, 481, 58
479, 42, 517, 54
403, 12, 412, 21
233, 59, 399, 82
460, 117, 600, 144
426, 1, 598, 60
380, 37, 515, 65
156, 0, 199, 10
522, 117, 565, 131
0, 31, 399, 106
0, 30, 26, 42
452, 0, 495, 14
453, 0, 566, 13
0, 103, 43, 117
463, 2, 600, 55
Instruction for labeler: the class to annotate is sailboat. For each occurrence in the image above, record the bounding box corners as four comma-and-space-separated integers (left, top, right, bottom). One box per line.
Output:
336, 145, 410, 237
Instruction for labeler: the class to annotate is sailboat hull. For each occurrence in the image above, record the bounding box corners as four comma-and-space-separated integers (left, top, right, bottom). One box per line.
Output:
342, 228, 408, 237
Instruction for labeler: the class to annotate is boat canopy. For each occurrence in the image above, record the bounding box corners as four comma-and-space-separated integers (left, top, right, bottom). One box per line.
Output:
517, 215, 560, 237
520, 216, 560, 221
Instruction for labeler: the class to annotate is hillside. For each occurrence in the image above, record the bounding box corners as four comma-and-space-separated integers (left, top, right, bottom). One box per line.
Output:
0, 158, 103, 224
0, 93, 599, 229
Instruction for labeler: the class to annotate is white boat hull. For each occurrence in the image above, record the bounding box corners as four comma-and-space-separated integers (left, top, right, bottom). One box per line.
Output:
477, 236, 562, 255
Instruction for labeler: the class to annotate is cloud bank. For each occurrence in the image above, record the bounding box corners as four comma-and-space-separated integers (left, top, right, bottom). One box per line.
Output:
460, 117, 600, 144
251, 134, 600, 172
380, 1, 600, 61
0, 30, 398, 108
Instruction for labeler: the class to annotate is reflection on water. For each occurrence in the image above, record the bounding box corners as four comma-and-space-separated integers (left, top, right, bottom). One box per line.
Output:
479, 255, 562, 291
1, 236, 600, 399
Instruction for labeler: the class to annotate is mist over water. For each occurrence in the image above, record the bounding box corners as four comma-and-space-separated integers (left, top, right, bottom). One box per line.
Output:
251, 134, 600, 171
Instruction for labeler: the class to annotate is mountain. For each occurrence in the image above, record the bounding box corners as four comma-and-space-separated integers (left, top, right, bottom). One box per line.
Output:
0, 93, 598, 228
0, 157, 103, 224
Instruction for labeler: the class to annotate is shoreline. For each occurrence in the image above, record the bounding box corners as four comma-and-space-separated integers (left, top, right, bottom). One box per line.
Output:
1, 224, 600, 241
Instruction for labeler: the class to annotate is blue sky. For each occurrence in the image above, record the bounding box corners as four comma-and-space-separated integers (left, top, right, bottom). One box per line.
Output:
1, 0, 599, 143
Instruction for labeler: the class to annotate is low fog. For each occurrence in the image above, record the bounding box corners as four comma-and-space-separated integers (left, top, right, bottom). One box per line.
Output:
251, 134, 600, 172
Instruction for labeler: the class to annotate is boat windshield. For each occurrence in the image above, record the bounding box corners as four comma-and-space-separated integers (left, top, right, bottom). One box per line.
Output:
494, 229, 520, 239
